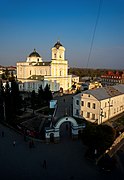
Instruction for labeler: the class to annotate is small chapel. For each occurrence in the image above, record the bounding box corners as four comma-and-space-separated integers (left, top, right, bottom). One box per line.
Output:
17, 41, 78, 92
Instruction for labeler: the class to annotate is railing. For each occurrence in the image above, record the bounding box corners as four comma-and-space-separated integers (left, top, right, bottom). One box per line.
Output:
96, 131, 124, 164
105, 132, 124, 157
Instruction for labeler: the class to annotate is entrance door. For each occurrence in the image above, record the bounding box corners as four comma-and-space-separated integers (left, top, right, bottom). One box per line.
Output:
59, 122, 71, 142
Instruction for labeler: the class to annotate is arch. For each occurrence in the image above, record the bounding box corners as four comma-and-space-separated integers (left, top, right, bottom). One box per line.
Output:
55, 116, 78, 129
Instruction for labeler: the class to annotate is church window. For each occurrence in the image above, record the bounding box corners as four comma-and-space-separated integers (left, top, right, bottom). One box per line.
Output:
87, 102, 90, 108
76, 100, 79, 105
92, 114, 95, 120
60, 71, 62, 76
30, 70, 31, 75
59, 54, 62, 58
54, 54, 56, 58
76, 109, 79, 116
37, 58, 39, 62
81, 101, 84, 106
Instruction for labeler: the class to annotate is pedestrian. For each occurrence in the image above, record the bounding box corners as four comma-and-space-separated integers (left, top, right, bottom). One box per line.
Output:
13, 140, 16, 147
29, 141, 32, 148
1, 131, 4, 137
43, 160, 47, 169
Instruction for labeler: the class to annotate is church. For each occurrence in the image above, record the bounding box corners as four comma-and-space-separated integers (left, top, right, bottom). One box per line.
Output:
17, 41, 79, 92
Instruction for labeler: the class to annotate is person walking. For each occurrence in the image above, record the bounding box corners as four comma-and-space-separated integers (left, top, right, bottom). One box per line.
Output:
43, 160, 47, 169
13, 140, 16, 147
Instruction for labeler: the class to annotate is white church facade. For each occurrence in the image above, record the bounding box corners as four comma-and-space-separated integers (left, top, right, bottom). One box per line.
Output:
17, 41, 77, 92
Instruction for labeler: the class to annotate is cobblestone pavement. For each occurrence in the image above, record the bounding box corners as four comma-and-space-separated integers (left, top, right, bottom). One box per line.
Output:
0, 123, 124, 180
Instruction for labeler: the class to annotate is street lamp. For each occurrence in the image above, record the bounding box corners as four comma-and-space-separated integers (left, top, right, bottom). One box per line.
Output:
3, 101, 6, 121
100, 104, 113, 124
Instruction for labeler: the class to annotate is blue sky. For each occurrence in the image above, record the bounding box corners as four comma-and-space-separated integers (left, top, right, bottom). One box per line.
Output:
0, 0, 124, 69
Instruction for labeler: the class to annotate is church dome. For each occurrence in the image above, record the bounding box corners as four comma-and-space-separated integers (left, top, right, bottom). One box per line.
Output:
29, 49, 41, 57
54, 41, 63, 49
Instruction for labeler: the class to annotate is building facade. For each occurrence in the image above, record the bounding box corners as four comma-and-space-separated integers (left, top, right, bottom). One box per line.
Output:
17, 41, 75, 92
73, 84, 124, 124
101, 71, 124, 86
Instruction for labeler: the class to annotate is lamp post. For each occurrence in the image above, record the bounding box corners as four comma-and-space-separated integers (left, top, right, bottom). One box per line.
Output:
100, 104, 113, 124
3, 101, 6, 121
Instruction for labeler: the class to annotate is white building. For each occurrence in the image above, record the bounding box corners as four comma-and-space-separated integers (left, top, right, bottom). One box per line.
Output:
73, 84, 124, 124
17, 41, 78, 93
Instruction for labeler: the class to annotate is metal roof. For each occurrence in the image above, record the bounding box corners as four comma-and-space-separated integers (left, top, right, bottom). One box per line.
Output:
74, 84, 124, 100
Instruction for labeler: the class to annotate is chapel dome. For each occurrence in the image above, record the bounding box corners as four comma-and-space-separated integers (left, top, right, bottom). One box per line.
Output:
54, 41, 63, 49
29, 49, 41, 57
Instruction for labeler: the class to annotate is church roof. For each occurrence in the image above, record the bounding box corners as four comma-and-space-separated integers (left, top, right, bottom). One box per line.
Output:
29, 49, 41, 57
54, 41, 63, 49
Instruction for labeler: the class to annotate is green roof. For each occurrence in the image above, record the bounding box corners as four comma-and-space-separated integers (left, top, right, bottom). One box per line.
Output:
27, 75, 44, 80
34, 62, 51, 66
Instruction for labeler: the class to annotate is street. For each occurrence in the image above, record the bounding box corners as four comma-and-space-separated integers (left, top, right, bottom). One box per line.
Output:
0, 122, 124, 180
54, 94, 73, 121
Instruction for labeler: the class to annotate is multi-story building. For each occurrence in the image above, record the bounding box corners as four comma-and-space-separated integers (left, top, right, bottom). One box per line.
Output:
17, 41, 78, 92
73, 84, 124, 124
101, 71, 124, 86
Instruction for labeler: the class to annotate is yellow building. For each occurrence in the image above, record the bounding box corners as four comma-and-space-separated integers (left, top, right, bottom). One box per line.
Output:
17, 41, 73, 92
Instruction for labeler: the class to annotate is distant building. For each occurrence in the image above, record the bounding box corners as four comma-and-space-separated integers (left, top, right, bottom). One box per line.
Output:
0, 65, 16, 76
77, 81, 102, 91
101, 71, 124, 86
17, 41, 78, 93
73, 84, 124, 124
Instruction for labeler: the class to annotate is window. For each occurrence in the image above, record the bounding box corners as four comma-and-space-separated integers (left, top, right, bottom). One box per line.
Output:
76, 109, 79, 115
54, 54, 56, 58
104, 112, 106, 118
92, 114, 95, 120
30, 70, 31, 75
87, 112, 90, 118
81, 101, 84, 106
76, 100, 79, 105
81, 111, 83, 116
87, 102, 90, 108
88, 94, 90, 97
105, 102, 107, 107
92, 103, 96, 109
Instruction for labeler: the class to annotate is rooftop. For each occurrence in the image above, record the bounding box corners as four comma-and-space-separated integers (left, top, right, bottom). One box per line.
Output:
75, 84, 124, 100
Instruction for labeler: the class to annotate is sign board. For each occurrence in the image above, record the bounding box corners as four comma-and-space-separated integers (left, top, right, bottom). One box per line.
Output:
50, 100, 57, 109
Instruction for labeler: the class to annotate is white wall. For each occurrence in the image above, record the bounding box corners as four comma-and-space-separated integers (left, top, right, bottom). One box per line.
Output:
73, 92, 124, 124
